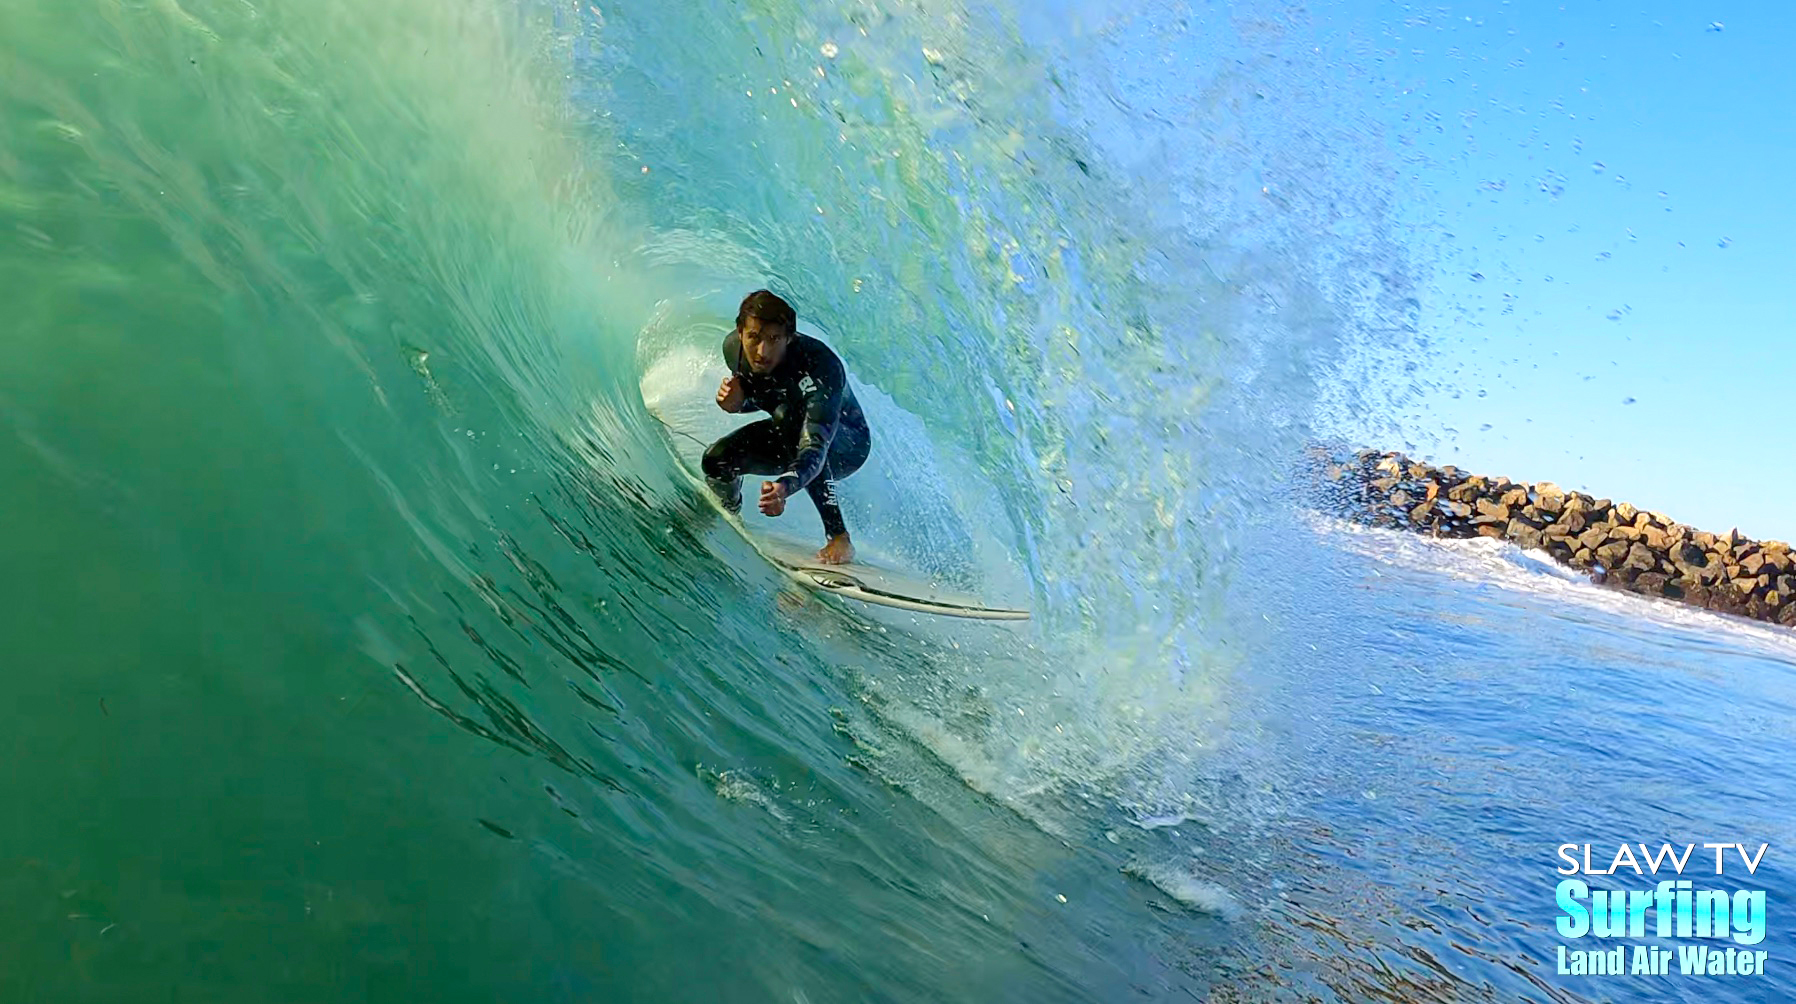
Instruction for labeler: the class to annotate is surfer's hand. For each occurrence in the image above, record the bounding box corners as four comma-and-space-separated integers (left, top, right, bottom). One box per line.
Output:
758, 480, 788, 516
716, 376, 745, 413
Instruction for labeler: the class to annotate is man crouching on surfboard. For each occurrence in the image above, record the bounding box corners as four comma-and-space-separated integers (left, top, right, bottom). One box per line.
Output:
705, 290, 872, 565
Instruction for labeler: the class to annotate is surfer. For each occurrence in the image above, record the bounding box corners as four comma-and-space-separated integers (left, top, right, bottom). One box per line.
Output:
706, 290, 872, 565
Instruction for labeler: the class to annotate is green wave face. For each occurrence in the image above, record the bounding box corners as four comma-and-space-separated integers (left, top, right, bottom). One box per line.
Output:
0, 0, 1419, 999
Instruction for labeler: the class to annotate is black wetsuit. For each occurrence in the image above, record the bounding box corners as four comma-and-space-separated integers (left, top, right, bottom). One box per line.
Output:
703, 330, 872, 538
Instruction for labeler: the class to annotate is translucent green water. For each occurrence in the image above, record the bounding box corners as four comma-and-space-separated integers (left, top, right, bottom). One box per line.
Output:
0, 0, 1423, 999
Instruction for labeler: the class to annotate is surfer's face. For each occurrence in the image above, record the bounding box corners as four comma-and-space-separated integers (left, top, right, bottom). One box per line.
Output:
739, 318, 791, 374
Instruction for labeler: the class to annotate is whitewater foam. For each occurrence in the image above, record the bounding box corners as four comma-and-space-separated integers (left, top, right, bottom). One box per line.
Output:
1121, 860, 1243, 919
1313, 513, 1796, 663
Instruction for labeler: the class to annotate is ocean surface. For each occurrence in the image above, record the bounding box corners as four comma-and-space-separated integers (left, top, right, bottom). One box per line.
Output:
3, 0, 1793, 1001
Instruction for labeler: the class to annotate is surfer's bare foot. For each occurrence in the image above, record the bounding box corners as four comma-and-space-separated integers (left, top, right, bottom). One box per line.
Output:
817, 533, 854, 565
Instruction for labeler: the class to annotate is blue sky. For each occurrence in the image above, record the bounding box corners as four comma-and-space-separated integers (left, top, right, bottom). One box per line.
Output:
1316, 0, 1796, 541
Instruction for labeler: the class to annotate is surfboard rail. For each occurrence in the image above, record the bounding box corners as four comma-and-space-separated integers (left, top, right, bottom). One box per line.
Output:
777, 557, 1031, 621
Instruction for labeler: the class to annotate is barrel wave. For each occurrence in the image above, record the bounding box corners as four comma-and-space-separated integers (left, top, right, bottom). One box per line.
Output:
11, 0, 1794, 1001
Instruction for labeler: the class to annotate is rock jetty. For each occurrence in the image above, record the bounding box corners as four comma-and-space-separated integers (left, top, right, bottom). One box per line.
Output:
1312, 448, 1796, 628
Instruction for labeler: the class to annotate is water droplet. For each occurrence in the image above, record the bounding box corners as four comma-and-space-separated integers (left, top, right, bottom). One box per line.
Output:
1622, 396, 1637, 405
1717, 236, 1732, 249
1590, 161, 1606, 172
1469, 271, 1485, 282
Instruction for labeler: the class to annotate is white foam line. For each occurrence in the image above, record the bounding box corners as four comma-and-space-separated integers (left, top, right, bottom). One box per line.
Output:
1309, 512, 1796, 661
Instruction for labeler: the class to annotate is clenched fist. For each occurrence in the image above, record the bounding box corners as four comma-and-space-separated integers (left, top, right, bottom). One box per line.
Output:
716, 375, 745, 413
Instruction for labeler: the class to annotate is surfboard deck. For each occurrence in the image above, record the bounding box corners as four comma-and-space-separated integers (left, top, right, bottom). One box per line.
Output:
748, 533, 1031, 621
645, 406, 1030, 621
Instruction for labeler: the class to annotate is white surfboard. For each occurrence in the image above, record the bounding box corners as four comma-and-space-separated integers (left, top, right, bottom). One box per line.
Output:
645, 405, 1030, 621
743, 531, 1031, 621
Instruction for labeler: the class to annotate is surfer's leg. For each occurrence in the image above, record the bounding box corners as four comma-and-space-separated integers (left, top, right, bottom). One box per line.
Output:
702, 420, 789, 513
803, 465, 851, 538
805, 424, 870, 557
829, 422, 871, 481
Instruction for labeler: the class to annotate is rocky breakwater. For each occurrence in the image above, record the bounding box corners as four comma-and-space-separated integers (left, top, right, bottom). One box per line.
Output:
1314, 449, 1796, 629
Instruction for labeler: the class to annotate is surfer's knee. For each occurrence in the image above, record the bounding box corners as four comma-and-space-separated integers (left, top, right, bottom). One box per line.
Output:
701, 439, 733, 479
833, 427, 871, 479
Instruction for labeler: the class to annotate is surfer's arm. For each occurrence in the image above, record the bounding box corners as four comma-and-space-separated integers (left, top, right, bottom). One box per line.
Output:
772, 357, 845, 498
720, 331, 764, 411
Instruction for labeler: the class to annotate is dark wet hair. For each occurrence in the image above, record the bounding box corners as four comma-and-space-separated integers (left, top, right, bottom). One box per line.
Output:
736, 289, 796, 338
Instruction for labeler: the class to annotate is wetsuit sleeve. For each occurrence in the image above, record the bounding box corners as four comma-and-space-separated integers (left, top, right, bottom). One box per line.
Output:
774, 349, 846, 499
720, 331, 763, 412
